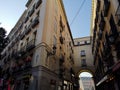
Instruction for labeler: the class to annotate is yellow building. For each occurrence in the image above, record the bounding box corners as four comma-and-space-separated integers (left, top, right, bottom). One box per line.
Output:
0, 0, 75, 90
91, 0, 120, 90
74, 36, 94, 74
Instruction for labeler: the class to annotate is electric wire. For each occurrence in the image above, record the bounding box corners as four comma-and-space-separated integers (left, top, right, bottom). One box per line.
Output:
70, 0, 86, 26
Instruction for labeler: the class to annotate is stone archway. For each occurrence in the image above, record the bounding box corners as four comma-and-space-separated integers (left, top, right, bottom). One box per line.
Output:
74, 66, 95, 77
77, 69, 94, 77
77, 69, 96, 90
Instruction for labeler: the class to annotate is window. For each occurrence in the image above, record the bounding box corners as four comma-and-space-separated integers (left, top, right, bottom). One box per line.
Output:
33, 31, 37, 40
54, 18, 57, 33
53, 36, 57, 46
80, 50, 86, 56
54, 0, 58, 15
86, 40, 90, 44
77, 42, 80, 45
26, 37, 29, 45
81, 59, 87, 67
30, 19, 33, 22
36, 10, 40, 16
20, 42, 23, 48
109, 15, 118, 34
80, 41, 85, 45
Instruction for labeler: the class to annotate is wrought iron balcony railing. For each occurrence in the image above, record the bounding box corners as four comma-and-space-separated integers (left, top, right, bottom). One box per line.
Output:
35, 0, 42, 9
115, 2, 120, 26
20, 32, 25, 40
99, 16, 105, 31
59, 54, 65, 64
96, 0, 100, 12
98, 29, 103, 40
25, 25, 31, 35
108, 31, 119, 44
103, 0, 110, 17
59, 36, 64, 44
26, 39, 35, 51
95, 12, 99, 23
28, 8, 34, 17
24, 16, 29, 23
31, 16, 39, 28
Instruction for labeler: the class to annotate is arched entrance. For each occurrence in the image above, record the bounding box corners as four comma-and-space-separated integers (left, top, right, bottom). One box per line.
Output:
78, 70, 96, 90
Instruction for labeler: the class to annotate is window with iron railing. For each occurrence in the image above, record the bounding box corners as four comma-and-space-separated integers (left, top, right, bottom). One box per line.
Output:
115, 4, 120, 25
109, 15, 119, 43
24, 16, 29, 23
110, 15, 118, 34
80, 50, 86, 57
96, 0, 100, 12
99, 12, 105, 31
31, 16, 39, 28
53, 36, 57, 47
103, 0, 110, 17
36, 0, 42, 9
26, 39, 35, 51
81, 59, 87, 67
95, 11, 99, 23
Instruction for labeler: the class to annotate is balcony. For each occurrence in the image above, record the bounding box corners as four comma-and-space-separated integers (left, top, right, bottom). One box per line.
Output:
98, 29, 103, 40
20, 32, 25, 40
25, 25, 31, 35
103, 0, 110, 17
97, 40, 100, 48
69, 54, 74, 64
115, 41, 120, 59
59, 54, 65, 65
99, 16, 105, 31
28, 8, 34, 17
93, 52, 97, 65
20, 45, 26, 54
103, 43, 111, 61
14, 52, 22, 59
26, 0, 32, 7
35, 0, 42, 9
59, 36, 64, 44
24, 16, 29, 23
108, 32, 119, 44
24, 56, 32, 69
96, 0, 100, 12
31, 16, 39, 28
93, 24, 97, 41
15, 36, 20, 41
115, 3, 120, 26
26, 39, 35, 51
95, 12, 99, 23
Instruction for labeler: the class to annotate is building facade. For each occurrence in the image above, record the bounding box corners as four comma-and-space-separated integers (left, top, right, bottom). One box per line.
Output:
91, 0, 120, 90
0, 0, 76, 90
73, 37, 94, 74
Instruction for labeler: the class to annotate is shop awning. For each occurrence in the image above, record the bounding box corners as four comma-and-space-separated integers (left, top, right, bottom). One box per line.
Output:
112, 61, 120, 72
96, 75, 108, 86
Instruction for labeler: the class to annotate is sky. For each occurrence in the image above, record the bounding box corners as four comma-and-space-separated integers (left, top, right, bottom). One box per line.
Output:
0, 0, 91, 38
